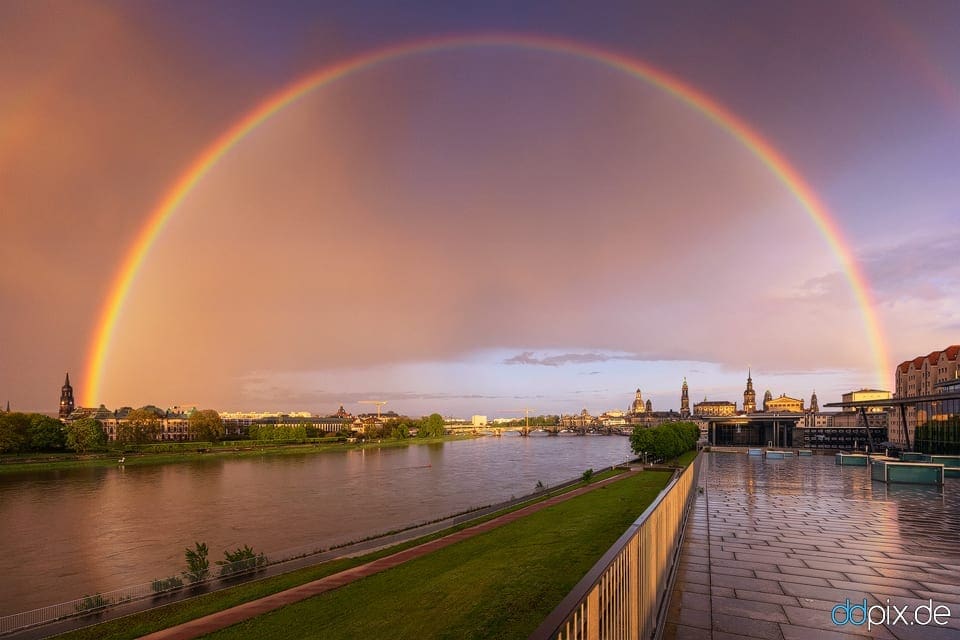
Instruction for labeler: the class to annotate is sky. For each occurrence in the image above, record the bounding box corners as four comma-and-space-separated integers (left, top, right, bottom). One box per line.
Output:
2, 0, 958, 417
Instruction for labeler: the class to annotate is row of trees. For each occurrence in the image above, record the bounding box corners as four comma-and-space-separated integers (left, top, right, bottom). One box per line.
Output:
0, 412, 110, 454
630, 421, 700, 463
358, 413, 446, 440
0, 412, 73, 453
0, 408, 226, 454
248, 423, 307, 441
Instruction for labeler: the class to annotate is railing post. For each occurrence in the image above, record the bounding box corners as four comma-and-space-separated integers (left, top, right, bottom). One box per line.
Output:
586, 587, 599, 640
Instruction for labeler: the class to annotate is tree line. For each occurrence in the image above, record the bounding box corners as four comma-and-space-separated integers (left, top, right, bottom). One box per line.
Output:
0, 408, 454, 454
0, 409, 225, 454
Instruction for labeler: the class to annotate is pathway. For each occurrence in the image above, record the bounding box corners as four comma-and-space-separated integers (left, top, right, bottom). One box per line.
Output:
665, 453, 960, 640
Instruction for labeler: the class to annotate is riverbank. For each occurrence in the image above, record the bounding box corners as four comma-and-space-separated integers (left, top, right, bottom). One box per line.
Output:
191, 469, 674, 640
43, 467, 635, 640
0, 434, 478, 475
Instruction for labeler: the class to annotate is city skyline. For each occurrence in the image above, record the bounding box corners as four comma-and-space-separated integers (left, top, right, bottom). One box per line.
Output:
3, 2, 959, 414
21, 366, 904, 420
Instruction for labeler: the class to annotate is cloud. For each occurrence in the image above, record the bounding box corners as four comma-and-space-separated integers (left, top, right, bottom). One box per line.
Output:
504, 352, 652, 367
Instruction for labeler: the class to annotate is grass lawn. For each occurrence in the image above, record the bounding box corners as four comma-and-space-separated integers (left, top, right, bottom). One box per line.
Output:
52, 469, 629, 640
207, 470, 672, 640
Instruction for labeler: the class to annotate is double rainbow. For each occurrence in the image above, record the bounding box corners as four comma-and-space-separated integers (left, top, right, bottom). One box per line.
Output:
83, 33, 889, 405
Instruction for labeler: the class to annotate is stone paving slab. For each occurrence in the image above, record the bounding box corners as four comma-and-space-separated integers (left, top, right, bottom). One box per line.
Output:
664, 453, 960, 640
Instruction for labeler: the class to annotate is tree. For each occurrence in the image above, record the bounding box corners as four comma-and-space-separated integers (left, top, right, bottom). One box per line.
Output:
188, 410, 224, 443
183, 541, 209, 583
631, 421, 699, 463
419, 413, 446, 438
630, 426, 655, 460
0, 412, 31, 453
29, 414, 66, 451
65, 417, 107, 453
390, 424, 409, 440
118, 408, 163, 444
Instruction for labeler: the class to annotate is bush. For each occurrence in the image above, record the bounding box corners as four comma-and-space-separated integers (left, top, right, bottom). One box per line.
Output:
183, 541, 209, 583
217, 545, 267, 578
581, 468, 594, 483
75, 593, 110, 613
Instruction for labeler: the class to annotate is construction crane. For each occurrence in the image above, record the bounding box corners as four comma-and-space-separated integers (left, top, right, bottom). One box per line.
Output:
499, 408, 536, 435
358, 400, 388, 418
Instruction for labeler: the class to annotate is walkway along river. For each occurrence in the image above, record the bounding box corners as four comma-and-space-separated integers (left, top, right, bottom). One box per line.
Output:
0, 435, 631, 615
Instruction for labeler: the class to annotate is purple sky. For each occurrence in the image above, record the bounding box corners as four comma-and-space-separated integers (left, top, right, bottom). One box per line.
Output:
1, 1, 958, 416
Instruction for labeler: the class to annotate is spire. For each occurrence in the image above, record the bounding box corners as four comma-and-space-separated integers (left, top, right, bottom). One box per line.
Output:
59, 372, 75, 420
680, 377, 690, 418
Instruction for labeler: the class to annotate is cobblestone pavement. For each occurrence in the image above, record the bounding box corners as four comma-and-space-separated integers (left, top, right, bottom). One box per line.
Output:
665, 453, 960, 640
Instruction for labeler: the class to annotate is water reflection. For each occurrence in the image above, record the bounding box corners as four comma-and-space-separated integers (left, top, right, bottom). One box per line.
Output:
704, 453, 960, 558
0, 436, 631, 614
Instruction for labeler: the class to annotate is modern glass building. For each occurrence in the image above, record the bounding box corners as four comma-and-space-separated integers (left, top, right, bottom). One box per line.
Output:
914, 379, 960, 455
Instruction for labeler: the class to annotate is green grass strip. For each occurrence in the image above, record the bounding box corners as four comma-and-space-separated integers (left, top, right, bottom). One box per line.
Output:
207, 470, 672, 640
52, 468, 629, 640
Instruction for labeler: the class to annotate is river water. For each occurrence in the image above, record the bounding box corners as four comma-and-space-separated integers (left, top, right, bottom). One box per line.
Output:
0, 435, 632, 615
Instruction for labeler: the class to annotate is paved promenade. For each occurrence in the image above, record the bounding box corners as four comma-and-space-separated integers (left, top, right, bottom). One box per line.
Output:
665, 453, 960, 640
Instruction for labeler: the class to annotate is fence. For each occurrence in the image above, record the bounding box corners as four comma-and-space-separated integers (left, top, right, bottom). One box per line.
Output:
530, 454, 701, 640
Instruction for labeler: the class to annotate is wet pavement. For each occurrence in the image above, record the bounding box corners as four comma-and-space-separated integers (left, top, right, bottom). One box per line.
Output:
665, 452, 960, 640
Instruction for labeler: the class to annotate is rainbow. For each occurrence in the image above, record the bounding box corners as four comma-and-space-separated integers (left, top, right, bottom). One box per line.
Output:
83, 33, 890, 405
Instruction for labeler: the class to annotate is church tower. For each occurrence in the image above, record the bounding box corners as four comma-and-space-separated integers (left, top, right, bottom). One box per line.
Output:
645, 399, 652, 413
680, 378, 690, 418
809, 390, 819, 413
763, 389, 772, 412
59, 373, 74, 420
631, 389, 645, 414
743, 369, 756, 414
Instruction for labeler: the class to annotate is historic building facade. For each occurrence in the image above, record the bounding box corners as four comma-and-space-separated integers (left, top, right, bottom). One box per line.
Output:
842, 388, 891, 412
693, 400, 737, 417
764, 394, 804, 413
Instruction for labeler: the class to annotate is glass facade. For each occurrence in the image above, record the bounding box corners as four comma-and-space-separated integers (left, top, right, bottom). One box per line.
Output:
914, 380, 960, 455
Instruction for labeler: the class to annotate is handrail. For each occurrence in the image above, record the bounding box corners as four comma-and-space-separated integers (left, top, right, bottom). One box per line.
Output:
530, 454, 701, 640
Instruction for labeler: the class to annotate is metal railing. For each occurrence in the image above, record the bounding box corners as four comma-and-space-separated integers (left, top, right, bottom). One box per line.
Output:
0, 551, 272, 636
530, 454, 702, 640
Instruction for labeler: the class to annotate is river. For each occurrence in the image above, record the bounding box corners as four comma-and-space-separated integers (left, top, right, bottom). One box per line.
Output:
0, 434, 632, 615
